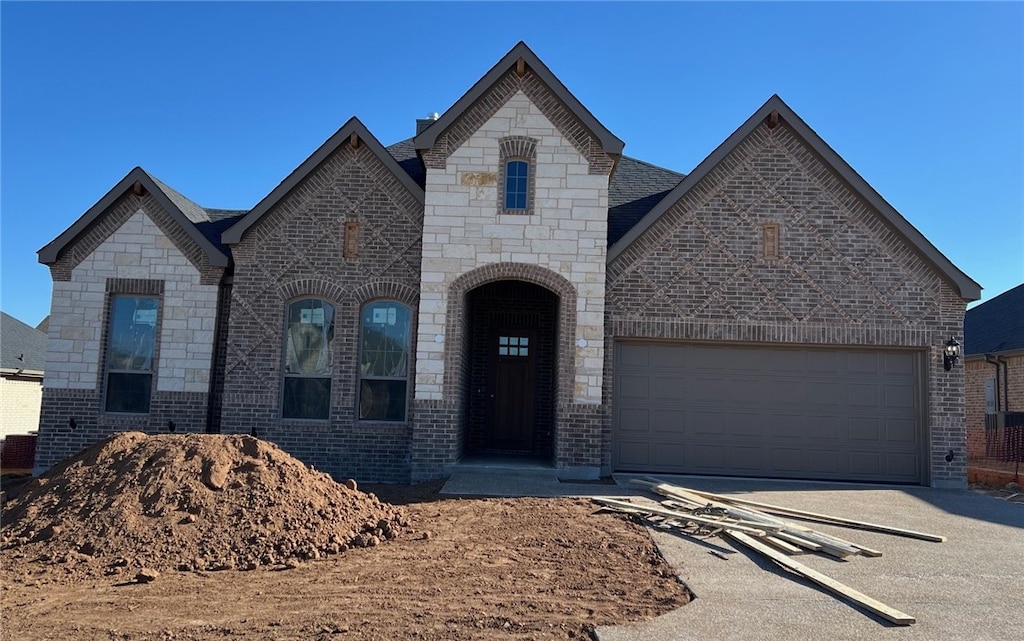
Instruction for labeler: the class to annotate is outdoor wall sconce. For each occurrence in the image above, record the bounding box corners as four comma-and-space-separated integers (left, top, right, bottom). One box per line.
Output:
943, 336, 961, 371
68, 418, 77, 431
167, 420, 176, 433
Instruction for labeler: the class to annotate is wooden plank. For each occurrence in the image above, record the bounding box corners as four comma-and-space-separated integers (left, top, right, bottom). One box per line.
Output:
763, 535, 804, 555
681, 487, 946, 542
591, 498, 770, 536
725, 531, 916, 626
773, 531, 824, 552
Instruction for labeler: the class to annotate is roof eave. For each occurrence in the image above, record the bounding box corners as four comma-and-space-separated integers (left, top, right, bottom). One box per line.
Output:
608, 95, 982, 301
413, 41, 624, 156
37, 167, 230, 268
223, 118, 425, 246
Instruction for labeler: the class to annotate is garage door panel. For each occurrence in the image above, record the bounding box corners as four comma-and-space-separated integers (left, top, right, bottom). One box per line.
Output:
729, 446, 763, 471
618, 375, 649, 400
619, 344, 650, 368
650, 409, 686, 434
849, 417, 881, 441
613, 342, 923, 484
885, 384, 916, 409
617, 408, 650, 433
886, 418, 917, 442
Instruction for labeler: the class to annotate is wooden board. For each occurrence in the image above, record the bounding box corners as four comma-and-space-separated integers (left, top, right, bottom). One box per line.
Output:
726, 531, 916, 625
683, 487, 945, 542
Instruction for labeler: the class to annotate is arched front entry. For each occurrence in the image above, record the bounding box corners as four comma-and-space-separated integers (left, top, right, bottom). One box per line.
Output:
465, 280, 558, 458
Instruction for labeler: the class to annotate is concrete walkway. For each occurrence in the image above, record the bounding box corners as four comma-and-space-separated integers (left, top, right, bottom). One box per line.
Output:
596, 476, 1024, 641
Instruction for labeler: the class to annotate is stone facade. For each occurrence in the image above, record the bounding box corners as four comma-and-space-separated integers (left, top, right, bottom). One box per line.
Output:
219, 139, 423, 483
606, 120, 969, 486
35, 196, 222, 472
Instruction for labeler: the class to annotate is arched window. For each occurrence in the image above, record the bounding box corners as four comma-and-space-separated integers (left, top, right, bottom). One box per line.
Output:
359, 300, 411, 421
282, 298, 335, 420
504, 159, 529, 211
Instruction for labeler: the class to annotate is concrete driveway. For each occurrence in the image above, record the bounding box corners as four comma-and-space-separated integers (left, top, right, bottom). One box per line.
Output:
596, 476, 1024, 641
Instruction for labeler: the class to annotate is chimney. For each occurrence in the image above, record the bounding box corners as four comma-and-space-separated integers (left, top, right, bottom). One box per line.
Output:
416, 112, 440, 135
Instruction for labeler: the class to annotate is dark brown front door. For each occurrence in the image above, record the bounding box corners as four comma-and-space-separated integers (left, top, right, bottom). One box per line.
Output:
488, 331, 536, 451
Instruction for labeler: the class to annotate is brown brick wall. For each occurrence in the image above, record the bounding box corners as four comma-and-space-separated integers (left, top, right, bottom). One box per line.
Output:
220, 141, 423, 483
965, 353, 1024, 459
606, 119, 969, 486
35, 388, 209, 471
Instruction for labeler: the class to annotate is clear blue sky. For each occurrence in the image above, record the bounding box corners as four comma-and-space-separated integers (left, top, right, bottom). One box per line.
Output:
2, 1, 1022, 327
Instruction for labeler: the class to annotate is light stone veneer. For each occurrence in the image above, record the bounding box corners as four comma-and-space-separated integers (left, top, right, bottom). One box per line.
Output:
44, 210, 218, 393
415, 91, 608, 403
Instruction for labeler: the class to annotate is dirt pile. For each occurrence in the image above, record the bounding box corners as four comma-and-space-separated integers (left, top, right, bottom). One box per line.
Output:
0, 432, 407, 578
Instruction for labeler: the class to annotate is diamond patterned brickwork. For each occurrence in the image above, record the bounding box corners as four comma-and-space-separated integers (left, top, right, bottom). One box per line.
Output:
609, 121, 950, 339
219, 141, 422, 483
607, 119, 969, 486
421, 68, 615, 176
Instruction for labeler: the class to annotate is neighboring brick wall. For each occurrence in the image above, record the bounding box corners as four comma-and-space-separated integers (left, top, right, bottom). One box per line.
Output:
966, 353, 1024, 459
606, 118, 969, 487
0, 376, 42, 439
220, 140, 423, 483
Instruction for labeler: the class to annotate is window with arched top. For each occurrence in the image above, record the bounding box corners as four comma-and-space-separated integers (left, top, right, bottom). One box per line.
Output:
358, 300, 411, 421
498, 136, 538, 215
504, 159, 529, 211
282, 298, 335, 420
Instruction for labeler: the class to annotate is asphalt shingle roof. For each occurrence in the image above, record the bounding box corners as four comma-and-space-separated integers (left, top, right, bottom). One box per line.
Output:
1, 312, 48, 373
964, 283, 1024, 355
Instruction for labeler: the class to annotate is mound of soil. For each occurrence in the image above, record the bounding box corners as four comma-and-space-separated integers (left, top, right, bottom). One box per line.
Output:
0, 432, 406, 578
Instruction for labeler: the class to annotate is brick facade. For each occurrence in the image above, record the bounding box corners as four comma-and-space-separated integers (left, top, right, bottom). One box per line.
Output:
34, 45, 974, 487
966, 353, 1024, 458
219, 139, 423, 483
606, 120, 969, 486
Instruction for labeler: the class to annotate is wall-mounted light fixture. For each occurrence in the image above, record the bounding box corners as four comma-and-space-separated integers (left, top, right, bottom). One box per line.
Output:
167, 420, 176, 433
943, 336, 961, 371
68, 418, 77, 431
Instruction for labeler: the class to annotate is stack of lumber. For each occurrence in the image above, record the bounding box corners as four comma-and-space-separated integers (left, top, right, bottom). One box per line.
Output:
594, 478, 947, 626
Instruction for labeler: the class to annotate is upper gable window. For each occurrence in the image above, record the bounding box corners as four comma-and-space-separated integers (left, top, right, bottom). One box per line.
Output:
498, 136, 538, 216
282, 298, 335, 420
504, 160, 529, 211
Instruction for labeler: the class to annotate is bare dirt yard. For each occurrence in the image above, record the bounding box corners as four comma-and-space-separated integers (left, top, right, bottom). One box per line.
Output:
1, 433, 689, 640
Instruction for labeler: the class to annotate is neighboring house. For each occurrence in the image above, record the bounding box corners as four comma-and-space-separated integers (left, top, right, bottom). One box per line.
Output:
1, 312, 48, 440
33, 43, 979, 487
964, 283, 1024, 460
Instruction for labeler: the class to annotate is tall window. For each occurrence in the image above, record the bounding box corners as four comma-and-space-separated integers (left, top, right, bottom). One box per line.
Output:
105, 295, 158, 413
282, 298, 335, 420
359, 301, 410, 421
504, 160, 529, 211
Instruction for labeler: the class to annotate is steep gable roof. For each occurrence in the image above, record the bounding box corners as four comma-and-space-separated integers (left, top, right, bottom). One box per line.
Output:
413, 41, 624, 156
223, 117, 424, 245
607, 95, 981, 301
607, 156, 685, 246
1, 312, 48, 374
965, 283, 1024, 355
38, 167, 234, 267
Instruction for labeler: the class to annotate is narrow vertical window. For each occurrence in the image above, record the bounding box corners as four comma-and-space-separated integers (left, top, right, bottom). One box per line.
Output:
763, 222, 780, 260
105, 295, 158, 413
359, 301, 411, 421
282, 299, 335, 420
504, 160, 529, 211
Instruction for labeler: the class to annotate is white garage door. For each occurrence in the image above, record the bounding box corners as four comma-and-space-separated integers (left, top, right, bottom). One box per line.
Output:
612, 342, 925, 484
